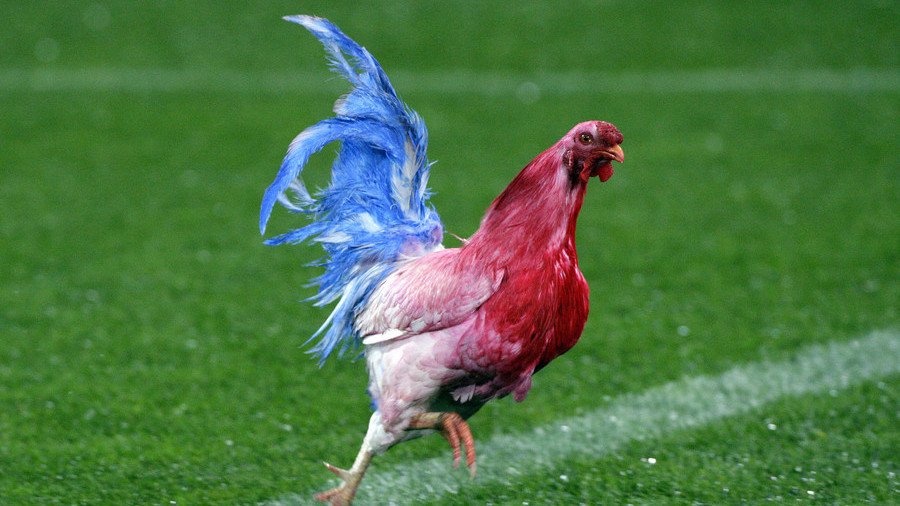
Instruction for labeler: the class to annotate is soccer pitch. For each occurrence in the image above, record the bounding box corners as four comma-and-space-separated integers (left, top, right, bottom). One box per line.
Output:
1, 2, 897, 504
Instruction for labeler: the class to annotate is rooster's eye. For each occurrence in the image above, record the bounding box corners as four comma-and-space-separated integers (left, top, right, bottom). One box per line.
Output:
578, 133, 593, 145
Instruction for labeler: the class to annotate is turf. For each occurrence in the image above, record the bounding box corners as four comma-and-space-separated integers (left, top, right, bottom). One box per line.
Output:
1, 1, 897, 504
435, 377, 899, 505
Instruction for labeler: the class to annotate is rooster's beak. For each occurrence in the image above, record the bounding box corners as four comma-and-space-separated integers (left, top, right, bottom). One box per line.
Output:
601, 144, 625, 163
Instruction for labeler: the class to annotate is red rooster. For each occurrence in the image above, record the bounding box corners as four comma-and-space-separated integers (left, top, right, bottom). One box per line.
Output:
260, 16, 624, 505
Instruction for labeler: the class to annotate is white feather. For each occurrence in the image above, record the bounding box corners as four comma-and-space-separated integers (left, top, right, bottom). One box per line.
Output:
362, 328, 406, 345
390, 140, 419, 217
356, 212, 383, 233
316, 231, 351, 243
409, 318, 426, 333
451, 384, 476, 403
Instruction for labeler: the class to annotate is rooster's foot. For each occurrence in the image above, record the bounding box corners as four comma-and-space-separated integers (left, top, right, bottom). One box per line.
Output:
313, 451, 372, 505
409, 411, 477, 477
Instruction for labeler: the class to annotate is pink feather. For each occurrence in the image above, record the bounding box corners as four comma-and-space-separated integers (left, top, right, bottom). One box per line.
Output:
362, 120, 623, 432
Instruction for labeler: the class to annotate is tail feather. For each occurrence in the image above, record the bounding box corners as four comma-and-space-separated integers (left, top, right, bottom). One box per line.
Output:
261, 16, 443, 363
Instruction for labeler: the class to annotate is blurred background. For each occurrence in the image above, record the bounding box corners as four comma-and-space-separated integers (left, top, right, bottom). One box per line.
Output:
1, 1, 896, 503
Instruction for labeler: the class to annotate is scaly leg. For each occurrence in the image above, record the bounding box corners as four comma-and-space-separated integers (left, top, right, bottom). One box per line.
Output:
313, 446, 373, 506
314, 413, 389, 505
408, 412, 477, 477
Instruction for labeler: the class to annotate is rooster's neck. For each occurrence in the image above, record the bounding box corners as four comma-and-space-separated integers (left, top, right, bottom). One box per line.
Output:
466, 146, 587, 263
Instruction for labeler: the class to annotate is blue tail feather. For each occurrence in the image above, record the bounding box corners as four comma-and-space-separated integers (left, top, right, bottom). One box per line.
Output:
260, 16, 443, 363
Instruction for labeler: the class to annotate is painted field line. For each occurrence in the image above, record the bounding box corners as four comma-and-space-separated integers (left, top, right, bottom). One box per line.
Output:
264, 329, 899, 505
0, 68, 897, 96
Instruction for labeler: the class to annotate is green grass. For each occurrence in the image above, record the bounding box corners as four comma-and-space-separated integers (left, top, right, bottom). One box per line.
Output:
1, 1, 897, 504
436, 377, 899, 505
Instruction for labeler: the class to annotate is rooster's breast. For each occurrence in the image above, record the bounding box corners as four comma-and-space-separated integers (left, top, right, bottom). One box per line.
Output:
454, 247, 589, 399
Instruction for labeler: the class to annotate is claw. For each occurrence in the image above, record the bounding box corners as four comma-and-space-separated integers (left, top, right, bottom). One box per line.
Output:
446, 413, 476, 478
323, 461, 351, 481
409, 412, 477, 478
442, 418, 462, 468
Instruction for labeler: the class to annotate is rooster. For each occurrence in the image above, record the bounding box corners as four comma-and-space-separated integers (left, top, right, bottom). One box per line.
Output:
260, 16, 624, 505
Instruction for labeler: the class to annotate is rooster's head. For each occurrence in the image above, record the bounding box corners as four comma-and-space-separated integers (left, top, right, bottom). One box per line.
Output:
562, 120, 624, 183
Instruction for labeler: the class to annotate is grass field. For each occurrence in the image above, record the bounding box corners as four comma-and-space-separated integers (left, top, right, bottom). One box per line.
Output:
1, 1, 897, 504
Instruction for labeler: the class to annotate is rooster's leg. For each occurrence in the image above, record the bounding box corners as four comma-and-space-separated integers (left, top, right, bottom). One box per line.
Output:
409, 412, 477, 477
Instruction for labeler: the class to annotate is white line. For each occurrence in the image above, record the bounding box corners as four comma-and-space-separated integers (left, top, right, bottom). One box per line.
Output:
263, 329, 900, 505
0, 68, 897, 96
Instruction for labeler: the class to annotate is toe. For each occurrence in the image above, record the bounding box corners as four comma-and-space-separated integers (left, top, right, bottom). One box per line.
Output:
440, 419, 462, 468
